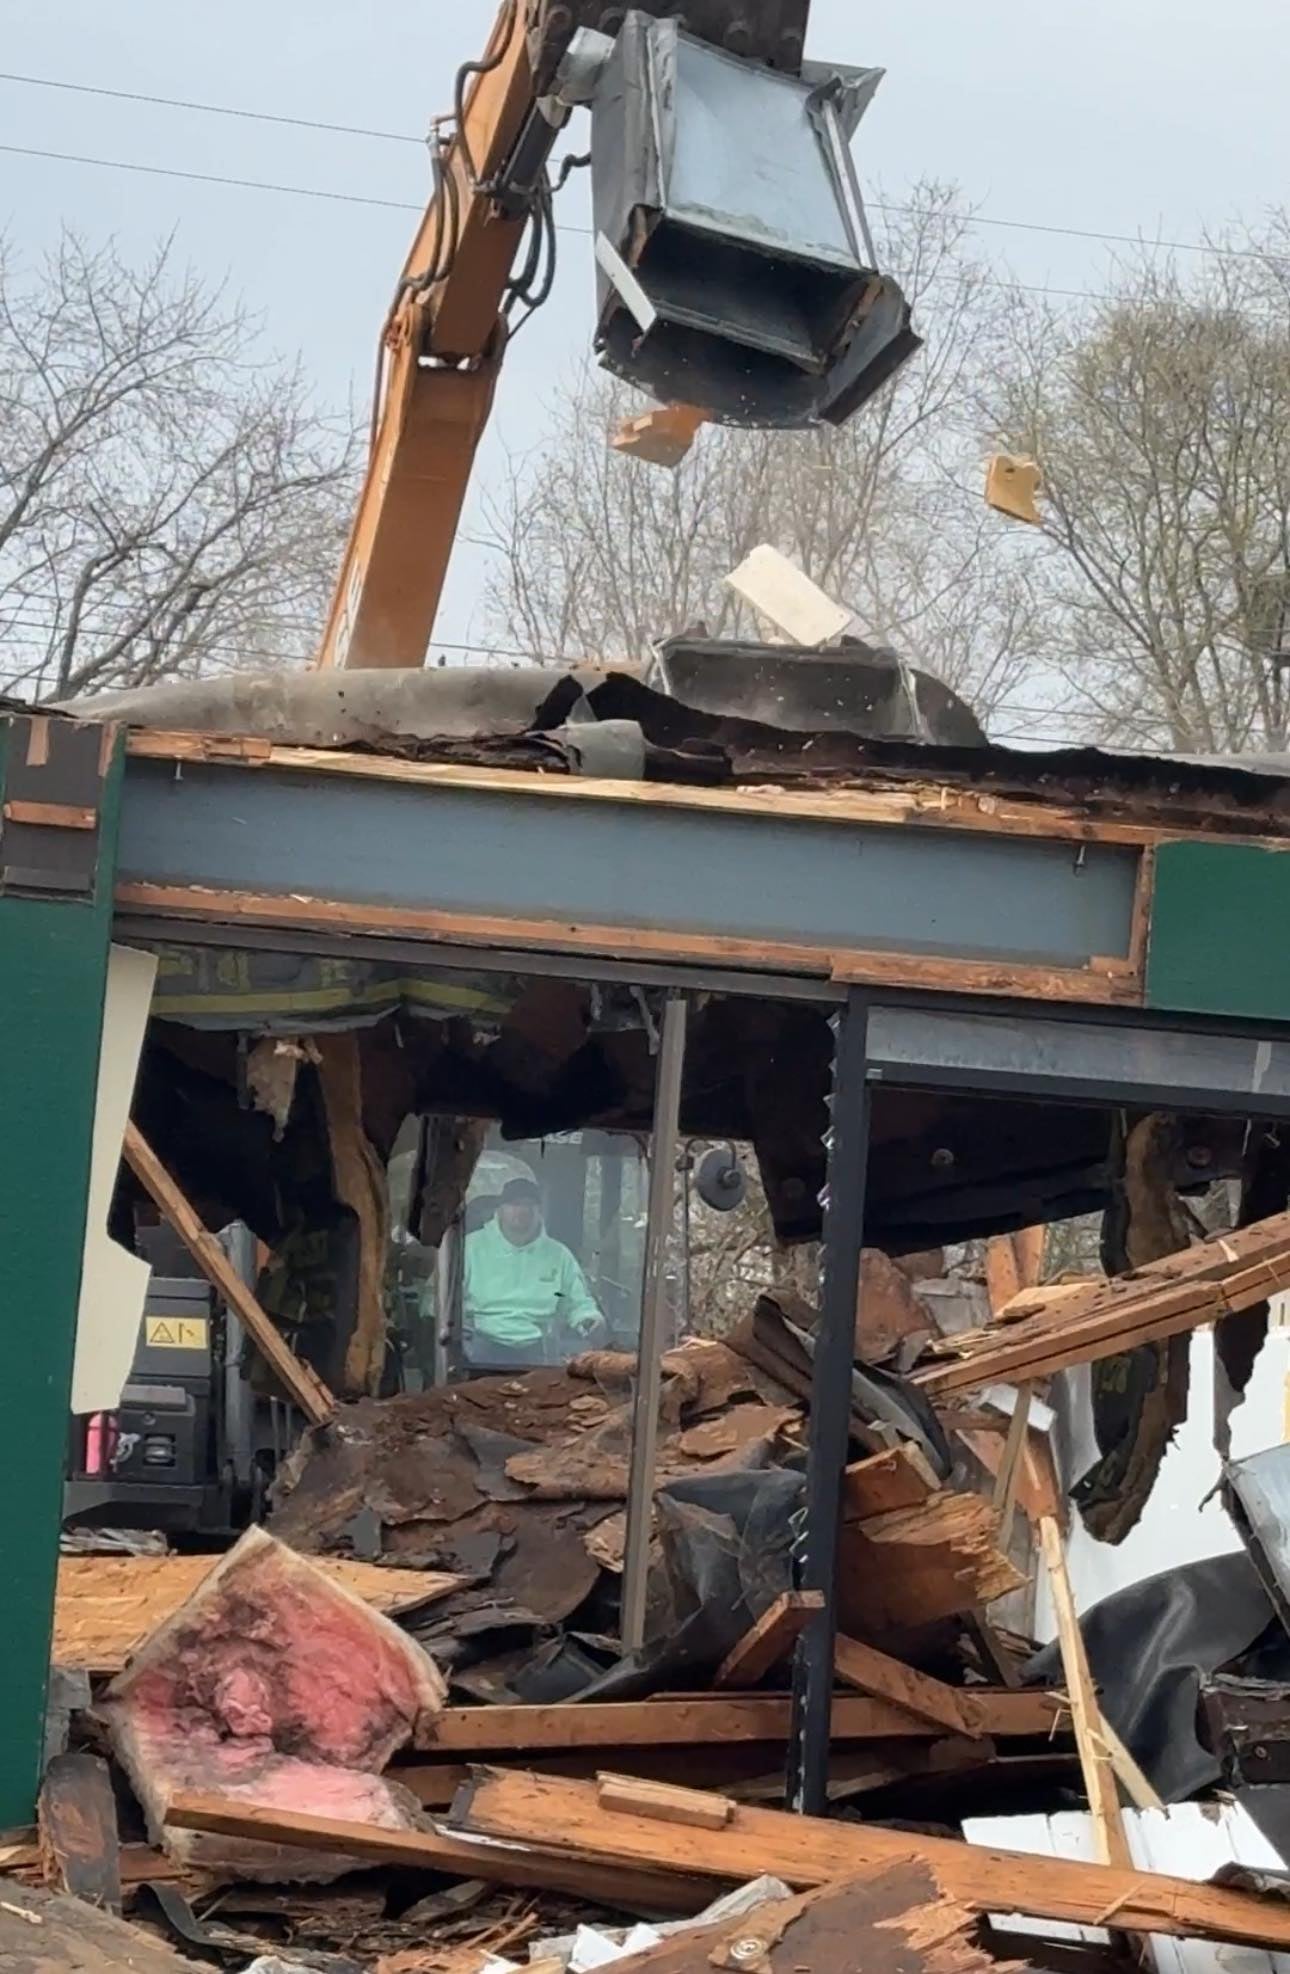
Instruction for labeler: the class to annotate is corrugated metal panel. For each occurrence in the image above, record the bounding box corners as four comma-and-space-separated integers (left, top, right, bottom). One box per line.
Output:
963, 1803, 1290, 1974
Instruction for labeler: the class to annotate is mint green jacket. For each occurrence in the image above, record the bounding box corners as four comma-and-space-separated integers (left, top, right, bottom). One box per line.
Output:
463, 1218, 600, 1346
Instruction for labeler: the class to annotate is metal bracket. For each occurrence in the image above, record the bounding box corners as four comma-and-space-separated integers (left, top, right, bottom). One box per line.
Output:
0, 715, 110, 902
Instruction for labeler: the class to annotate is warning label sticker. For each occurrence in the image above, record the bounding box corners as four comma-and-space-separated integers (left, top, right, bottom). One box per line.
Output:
144, 1317, 208, 1351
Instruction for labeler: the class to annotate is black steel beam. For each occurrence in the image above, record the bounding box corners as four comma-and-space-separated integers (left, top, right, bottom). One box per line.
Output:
787, 988, 871, 1814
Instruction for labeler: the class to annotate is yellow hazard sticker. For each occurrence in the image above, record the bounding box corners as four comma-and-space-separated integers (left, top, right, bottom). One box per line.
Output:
144, 1317, 209, 1351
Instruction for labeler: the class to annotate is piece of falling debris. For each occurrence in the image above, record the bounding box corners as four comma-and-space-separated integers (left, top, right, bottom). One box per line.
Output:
985, 453, 1043, 525
611, 404, 707, 469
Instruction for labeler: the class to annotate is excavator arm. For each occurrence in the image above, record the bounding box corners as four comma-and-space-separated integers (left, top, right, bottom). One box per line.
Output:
318, 0, 916, 674
316, 4, 538, 671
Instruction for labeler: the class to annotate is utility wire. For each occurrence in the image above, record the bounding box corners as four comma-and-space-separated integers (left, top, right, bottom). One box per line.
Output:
0, 140, 1263, 315
0, 69, 422, 143
1, 67, 1282, 268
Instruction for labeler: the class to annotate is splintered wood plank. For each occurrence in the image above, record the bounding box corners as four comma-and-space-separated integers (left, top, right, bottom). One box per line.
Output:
837, 1490, 1022, 1634
123, 1122, 335, 1425
833, 1634, 982, 1739
597, 1773, 733, 1830
840, 1446, 939, 1521
423, 1690, 1060, 1752
916, 1208, 1290, 1395
1039, 1516, 1131, 1871
452, 1767, 1290, 1949
38, 1753, 122, 1912
164, 1793, 710, 1914
714, 1591, 824, 1689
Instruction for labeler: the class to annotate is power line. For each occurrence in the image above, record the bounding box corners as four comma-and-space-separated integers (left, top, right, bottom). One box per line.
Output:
0, 140, 1248, 316
0, 141, 423, 216
0, 70, 422, 144
1, 67, 1282, 270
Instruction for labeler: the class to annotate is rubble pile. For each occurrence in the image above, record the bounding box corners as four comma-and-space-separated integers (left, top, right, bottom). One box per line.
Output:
19, 1208, 1290, 1974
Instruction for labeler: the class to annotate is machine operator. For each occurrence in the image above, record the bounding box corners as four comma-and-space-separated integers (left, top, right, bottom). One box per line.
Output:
463, 1177, 605, 1367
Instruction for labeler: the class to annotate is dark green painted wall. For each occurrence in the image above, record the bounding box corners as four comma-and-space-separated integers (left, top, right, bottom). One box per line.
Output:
0, 719, 120, 1827
1147, 838, 1290, 1022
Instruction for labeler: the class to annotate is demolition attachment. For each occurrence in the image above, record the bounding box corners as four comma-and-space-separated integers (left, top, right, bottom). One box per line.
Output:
552, 11, 919, 429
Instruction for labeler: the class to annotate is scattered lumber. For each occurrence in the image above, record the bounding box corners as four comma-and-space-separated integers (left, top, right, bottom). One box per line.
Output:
452, 1767, 1290, 1948
837, 1490, 1022, 1633
567, 1860, 1007, 1974
123, 1121, 336, 1425
833, 1634, 984, 1739
915, 1206, 1290, 1395
164, 1793, 712, 1915
840, 1445, 939, 1520
38, 1753, 122, 1912
713, 1591, 823, 1689
420, 1689, 1060, 1752
54, 1552, 463, 1676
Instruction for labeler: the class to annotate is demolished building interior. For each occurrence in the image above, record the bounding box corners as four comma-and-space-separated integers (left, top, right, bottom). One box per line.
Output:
8, 663, 1290, 1974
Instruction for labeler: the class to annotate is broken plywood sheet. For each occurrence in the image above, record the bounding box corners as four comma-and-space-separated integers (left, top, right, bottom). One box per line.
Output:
55, 1552, 464, 1674
104, 1527, 442, 1880
572, 1863, 1015, 1974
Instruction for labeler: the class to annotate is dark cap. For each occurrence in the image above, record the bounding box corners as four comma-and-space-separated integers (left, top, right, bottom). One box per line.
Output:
500, 1177, 541, 1206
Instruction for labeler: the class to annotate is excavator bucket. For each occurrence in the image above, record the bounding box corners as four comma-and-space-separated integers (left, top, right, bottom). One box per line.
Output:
985, 453, 1043, 526
527, 1, 811, 89
583, 14, 918, 429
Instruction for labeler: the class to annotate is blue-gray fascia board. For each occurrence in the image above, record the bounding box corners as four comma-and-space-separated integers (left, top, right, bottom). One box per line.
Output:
118, 759, 1139, 971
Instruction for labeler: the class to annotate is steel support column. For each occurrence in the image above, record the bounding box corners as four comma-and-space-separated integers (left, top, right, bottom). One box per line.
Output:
787, 989, 872, 1813
621, 993, 688, 1652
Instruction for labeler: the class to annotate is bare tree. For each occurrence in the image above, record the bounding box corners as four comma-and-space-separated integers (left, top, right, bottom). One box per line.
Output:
0, 231, 358, 702
987, 217, 1290, 752
480, 186, 1041, 722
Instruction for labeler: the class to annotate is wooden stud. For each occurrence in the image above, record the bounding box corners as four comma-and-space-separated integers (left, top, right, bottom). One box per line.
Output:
992, 1385, 1033, 1549
123, 1123, 336, 1427
596, 1773, 734, 1830
833, 1634, 982, 1739
1097, 1716, 1164, 1813
165, 1793, 709, 1913
714, 1591, 824, 1689
422, 1690, 1061, 1753
1039, 1516, 1131, 1870
2, 799, 97, 830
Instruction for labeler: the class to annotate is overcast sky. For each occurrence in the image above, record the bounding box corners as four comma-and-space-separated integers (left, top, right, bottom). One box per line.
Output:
4, 0, 1288, 654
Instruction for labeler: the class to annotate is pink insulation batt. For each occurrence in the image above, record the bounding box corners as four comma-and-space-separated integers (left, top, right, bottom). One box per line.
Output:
105, 1526, 444, 1880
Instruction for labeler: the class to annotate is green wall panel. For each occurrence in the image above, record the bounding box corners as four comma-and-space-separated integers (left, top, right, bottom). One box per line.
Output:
0, 719, 120, 1827
1147, 838, 1290, 1022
